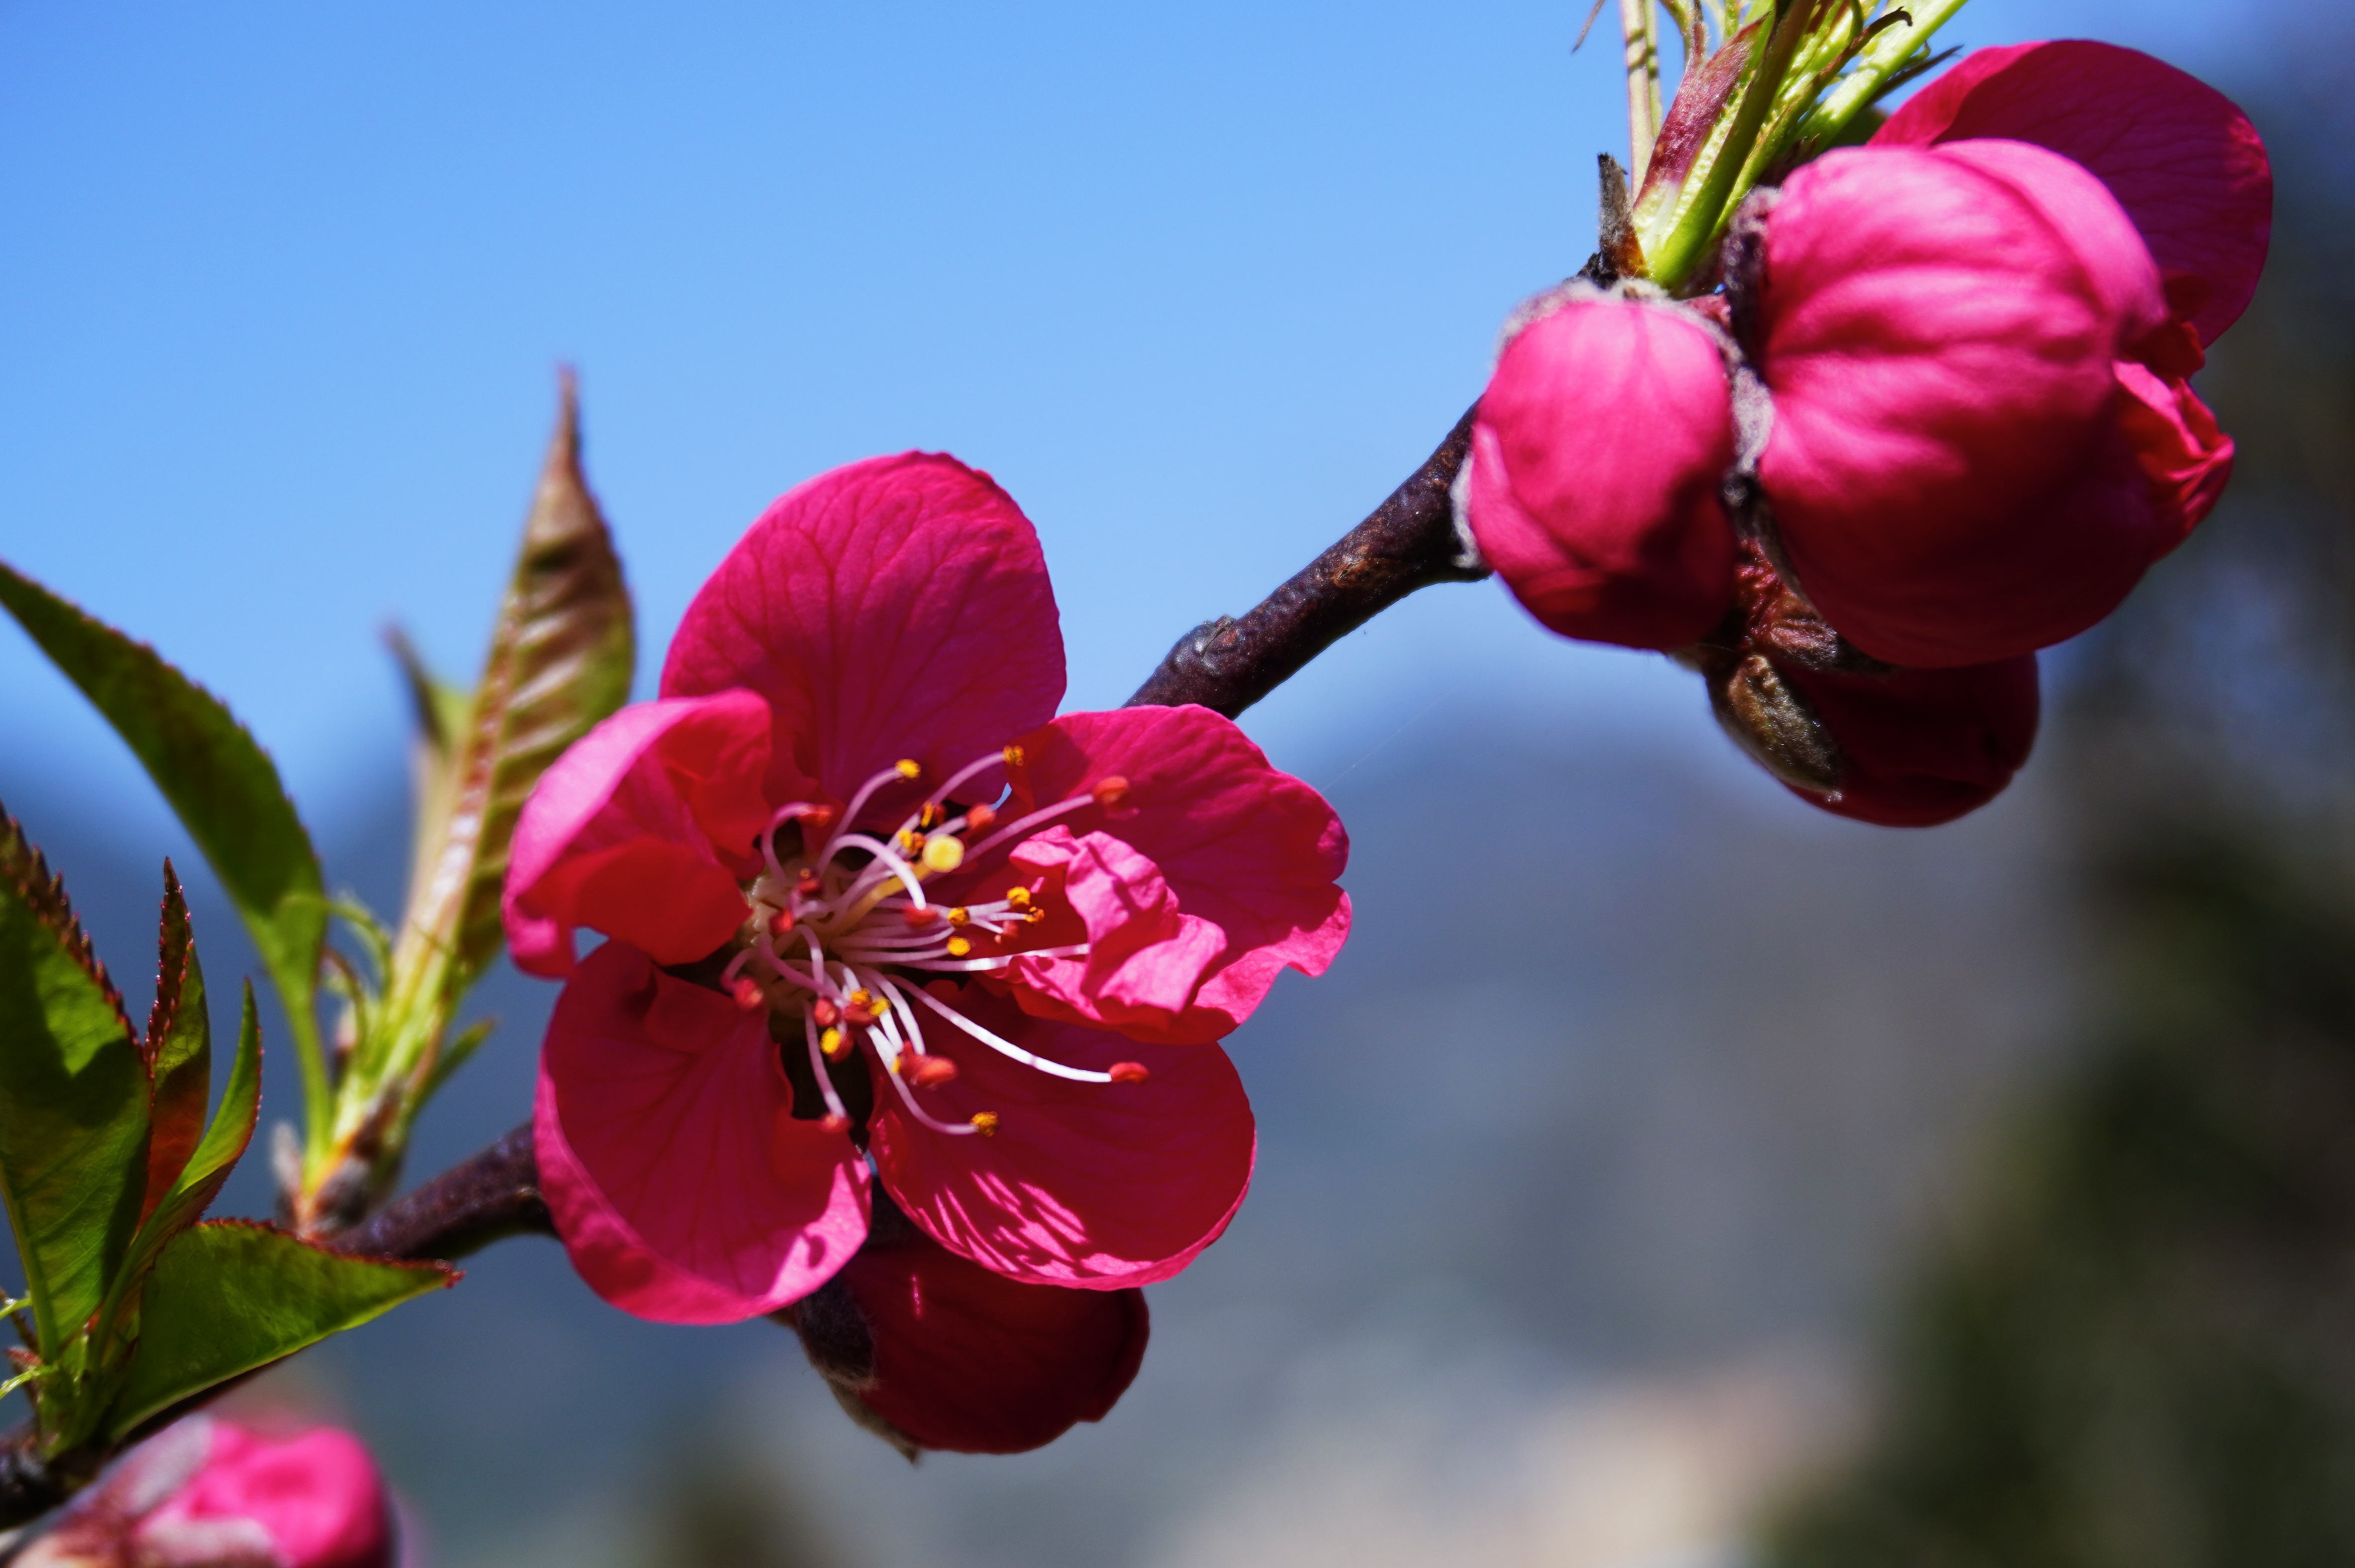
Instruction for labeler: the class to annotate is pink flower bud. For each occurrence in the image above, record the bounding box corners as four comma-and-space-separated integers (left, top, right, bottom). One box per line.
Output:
21, 1418, 393, 1568
1467, 294, 1738, 650
1778, 655, 2041, 828
1755, 141, 2177, 668
789, 1219, 1148, 1456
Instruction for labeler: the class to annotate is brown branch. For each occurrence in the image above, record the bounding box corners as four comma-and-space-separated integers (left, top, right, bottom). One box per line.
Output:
0, 404, 1490, 1534
1125, 404, 1488, 716
335, 1122, 550, 1262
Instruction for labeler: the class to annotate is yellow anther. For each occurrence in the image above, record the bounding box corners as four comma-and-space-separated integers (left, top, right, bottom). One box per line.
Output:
918, 802, 944, 829
946, 907, 970, 927
849, 989, 874, 1009
895, 758, 922, 780
1005, 886, 1032, 910
1002, 744, 1025, 768
969, 1111, 1000, 1137
896, 829, 925, 854
946, 935, 973, 958
819, 1027, 848, 1060
921, 835, 966, 874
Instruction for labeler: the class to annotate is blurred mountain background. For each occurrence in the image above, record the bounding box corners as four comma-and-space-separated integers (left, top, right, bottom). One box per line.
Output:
2, 4, 2349, 1567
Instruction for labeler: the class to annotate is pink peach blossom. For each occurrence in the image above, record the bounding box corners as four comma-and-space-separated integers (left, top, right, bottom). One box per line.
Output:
507, 453, 1346, 1325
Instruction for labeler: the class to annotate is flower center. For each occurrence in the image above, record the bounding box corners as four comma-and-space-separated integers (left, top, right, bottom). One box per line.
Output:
717, 747, 1146, 1141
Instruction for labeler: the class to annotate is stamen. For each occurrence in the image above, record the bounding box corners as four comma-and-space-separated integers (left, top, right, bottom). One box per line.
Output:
812, 999, 840, 1028
820, 1113, 851, 1135
1109, 1061, 1150, 1083
895, 758, 923, 780
930, 749, 1016, 810
1091, 776, 1131, 807
730, 976, 765, 1011
946, 907, 970, 927
945, 935, 972, 958
963, 791, 1106, 864
969, 1112, 1000, 1136
1005, 886, 1032, 909
963, 802, 998, 833
906, 985, 1122, 1082
905, 1055, 958, 1088
903, 906, 942, 929
820, 1026, 850, 1060
831, 763, 923, 852
802, 1013, 850, 1125
759, 801, 824, 881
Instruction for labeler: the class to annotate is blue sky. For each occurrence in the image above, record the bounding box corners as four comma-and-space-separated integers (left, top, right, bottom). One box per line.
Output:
0, 0, 2289, 845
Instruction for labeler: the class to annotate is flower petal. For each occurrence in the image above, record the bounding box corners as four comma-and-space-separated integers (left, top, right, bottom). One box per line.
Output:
660, 452, 1065, 808
871, 989, 1254, 1289
2113, 360, 2233, 552
828, 1219, 1150, 1454
1874, 40, 2271, 345
1468, 295, 1739, 649
504, 692, 774, 977
992, 826, 1231, 1040
1001, 705, 1349, 1044
1759, 144, 2170, 665
536, 941, 869, 1323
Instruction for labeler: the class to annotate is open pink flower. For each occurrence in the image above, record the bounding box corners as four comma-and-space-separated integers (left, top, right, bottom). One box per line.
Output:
1752, 40, 2269, 667
506, 452, 1347, 1325
22, 1418, 392, 1568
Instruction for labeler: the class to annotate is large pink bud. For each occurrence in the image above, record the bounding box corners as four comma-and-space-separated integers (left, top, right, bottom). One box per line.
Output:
1755, 141, 2174, 667
20, 1418, 394, 1568
1467, 293, 1738, 650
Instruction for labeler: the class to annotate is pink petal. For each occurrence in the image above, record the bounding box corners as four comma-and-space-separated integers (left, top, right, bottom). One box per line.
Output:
2113, 360, 2233, 553
535, 941, 870, 1324
503, 692, 774, 978
1875, 40, 2272, 345
1780, 655, 2041, 828
1759, 144, 2170, 665
1001, 827, 1232, 1032
147, 1422, 391, 1568
1929, 139, 2169, 351
828, 1223, 1150, 1454
1468, 296, 1738, 649
1002, 705, 1349, 1045
660, 453, 1065, 809
870, 989, 1255, 1289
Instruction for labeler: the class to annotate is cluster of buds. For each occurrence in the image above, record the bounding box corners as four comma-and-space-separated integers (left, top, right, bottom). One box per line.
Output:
1458, 12, 2271, 824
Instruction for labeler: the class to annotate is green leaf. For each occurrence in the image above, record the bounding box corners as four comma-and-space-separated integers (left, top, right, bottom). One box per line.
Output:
96, 981, 263, 1361
387, 371, 634, 1019
0, 805, 150, 1360
105, 1220, 452, 1442
139, 863, 210, 1217
0, 560, 330, 1146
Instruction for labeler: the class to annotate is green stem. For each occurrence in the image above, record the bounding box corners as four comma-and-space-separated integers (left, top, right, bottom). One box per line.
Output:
1647, 0, 1816, 288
